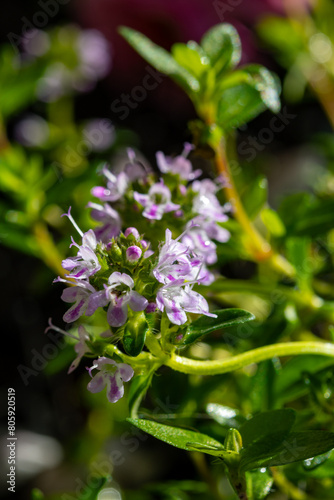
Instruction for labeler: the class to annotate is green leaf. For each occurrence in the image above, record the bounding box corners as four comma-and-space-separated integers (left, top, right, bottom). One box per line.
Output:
119, 27, 200, 93
241, 431, 292, 472
274, 355, 334, 405
286, 237, 312, 290
123, 312, 149, 356
300, 451, 334, 478
143, 480, 209, 497
246, 468, 273, 500
260, 208, 286, 237
241, 176, 268, 220
242, 431, 334, 470
175, 308, 255, 347
248, 361, 277, 413
127, 418, 232, 458
239, 409, 296, 448
279, 192, 334, 237
201, 23, 241, 73
128, 371, 154, 418
171, 42, 209, 78
217, 65, 280, 130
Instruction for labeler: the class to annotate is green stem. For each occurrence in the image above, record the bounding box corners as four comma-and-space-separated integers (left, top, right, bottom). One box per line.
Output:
145, 331, 165, 358
166, 341, 334, 375
214, 138, 272, 262
105, 344, 155, 368
206, 127, 295, 278
227, 468, 248, 500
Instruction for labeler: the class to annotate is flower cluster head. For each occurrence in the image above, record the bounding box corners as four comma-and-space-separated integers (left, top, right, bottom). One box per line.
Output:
56, 144, 230, 328
54, 143, 231, 402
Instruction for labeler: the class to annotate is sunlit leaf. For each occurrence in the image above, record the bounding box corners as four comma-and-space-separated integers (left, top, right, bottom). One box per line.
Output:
119, 27, 200, 93
175, 308, 255, 346
201, 23, 241, 73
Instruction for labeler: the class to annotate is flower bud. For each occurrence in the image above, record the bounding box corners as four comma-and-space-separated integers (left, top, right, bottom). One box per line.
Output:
126, 245, 142, 262
109, 242, 122, 262
224, 429, 242, 454
123, 311, 148, 356
124, 227, 140, 239
146, 302, 157, 313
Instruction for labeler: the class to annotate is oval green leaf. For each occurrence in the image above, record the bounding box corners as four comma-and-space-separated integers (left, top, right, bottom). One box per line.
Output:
127, 418, 234, 459
171, 42, 209, 78
240, 409, 296, 448
175, 308, 255, 347
119, 26, 200, 93
241, 431, 334, 471
201, 23, 241, 73
217, 65, 280, 130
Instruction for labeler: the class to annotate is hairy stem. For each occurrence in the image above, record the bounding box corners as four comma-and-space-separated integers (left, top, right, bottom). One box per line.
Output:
166, 341, 334, 375
215, 141, 271, 261
211, 137, 295, 277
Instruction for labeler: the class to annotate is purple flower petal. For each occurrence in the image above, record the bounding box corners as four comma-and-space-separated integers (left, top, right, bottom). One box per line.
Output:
68, 356, 81, 374
167, 301, 187, 325
134, 192, 149, 206
118, 363, 134, 382
63, 298, 87, 323
124, 227, 140, 239
82, 229, 97, 249
61, 286, 84, 303
91, 186, 110, 200
86, 289, 109, 316
126, 245, 142, 261
143, 203, 162, 220
128, 291, 148, 312
87, 373, 106, 393
62, 257, 79, 271
107, 303, 128, 327
164, 201, 181, 213
146, 302, 157, 313
106, 373, 124, 403
108, 272, 134, 289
